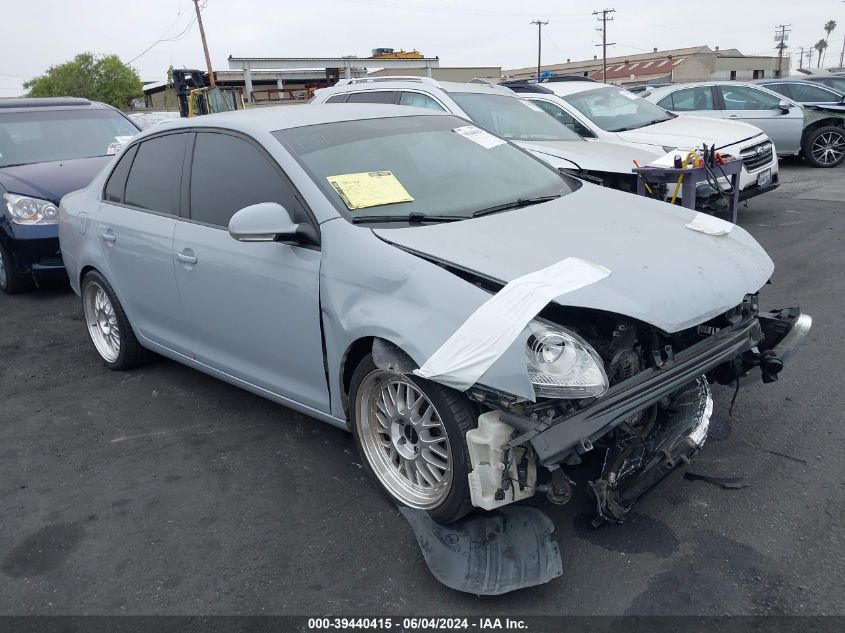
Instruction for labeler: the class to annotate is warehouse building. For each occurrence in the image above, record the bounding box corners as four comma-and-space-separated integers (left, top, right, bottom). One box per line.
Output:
504, 45, 789, 85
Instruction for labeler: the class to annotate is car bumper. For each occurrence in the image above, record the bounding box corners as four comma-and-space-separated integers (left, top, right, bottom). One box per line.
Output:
738, 172, 780, 201
1, 222, 64, 275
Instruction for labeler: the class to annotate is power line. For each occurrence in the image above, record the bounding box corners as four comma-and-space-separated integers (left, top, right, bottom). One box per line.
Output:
593, 8, 616, 83
530, 20, 549, 79
126, 1, 194, 65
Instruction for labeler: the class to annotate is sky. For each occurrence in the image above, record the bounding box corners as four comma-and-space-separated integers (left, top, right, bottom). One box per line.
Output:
2, 0, 843, 97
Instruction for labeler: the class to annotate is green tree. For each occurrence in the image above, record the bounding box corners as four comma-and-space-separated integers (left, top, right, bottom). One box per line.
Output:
822, 20, 837, 66
24, 53, 143, 108
814, 39, 828, 68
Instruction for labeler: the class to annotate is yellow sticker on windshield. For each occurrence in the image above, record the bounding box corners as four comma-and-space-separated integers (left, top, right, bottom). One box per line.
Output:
326, 171, 414, 210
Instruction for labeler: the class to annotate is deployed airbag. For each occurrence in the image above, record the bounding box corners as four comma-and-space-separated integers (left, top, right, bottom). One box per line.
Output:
415, 257, 610, 390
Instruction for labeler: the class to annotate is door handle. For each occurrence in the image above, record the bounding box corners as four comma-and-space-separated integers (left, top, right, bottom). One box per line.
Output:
727, 114, 742, 118
101, 230, 116, 243
176, 251, 198, 265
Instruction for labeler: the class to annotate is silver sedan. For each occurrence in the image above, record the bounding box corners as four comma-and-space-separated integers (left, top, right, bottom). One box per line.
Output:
59, 104, 809, 525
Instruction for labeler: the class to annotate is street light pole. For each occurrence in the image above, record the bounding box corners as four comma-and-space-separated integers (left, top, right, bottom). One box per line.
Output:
531, 20, 549, 79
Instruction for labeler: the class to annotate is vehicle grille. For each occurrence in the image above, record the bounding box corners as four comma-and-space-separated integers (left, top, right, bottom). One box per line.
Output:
740, 141, 774, 172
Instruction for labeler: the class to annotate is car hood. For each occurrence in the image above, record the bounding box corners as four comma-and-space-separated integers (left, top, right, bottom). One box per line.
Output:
516, 140, 664, 174
373, 184, 774, 333
616, 115, 766, 151
0, 156, 111, 204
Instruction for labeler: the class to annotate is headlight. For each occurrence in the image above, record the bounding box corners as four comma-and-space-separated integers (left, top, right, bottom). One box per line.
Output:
525, 322, 608, 399
3, 193, 59, 225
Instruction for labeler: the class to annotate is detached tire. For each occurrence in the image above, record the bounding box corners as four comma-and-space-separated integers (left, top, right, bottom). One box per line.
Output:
802, 125, 845, 168
0, 242, 34, 294
349, 354, 475, 524
80, 270, 149, 370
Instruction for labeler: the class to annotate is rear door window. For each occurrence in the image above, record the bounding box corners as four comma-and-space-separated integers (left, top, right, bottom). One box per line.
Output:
346, 91, 398, 104
103, 145, 138, 203
324, 94, 348, 103
124, 133, 189, 215
189, 132, 306, 228
398, 91, 445, 110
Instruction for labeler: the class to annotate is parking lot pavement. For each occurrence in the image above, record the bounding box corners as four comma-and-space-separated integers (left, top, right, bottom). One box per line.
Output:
1, 161, 843, 616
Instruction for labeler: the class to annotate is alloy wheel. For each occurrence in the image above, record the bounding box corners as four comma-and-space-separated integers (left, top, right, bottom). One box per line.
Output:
82, 281, 121, 363
811, 130, 845, 166
356, 371, 453, 509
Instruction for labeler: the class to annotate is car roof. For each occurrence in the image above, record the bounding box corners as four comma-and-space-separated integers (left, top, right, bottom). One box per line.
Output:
145, 103, 449, 136
0, 97, 113, 111
317, 77, 516, 98
539, 82, 619, 97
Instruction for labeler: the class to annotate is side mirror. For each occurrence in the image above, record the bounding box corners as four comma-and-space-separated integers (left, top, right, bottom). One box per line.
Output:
228, 202, 317, 245
777, 100, 792, 114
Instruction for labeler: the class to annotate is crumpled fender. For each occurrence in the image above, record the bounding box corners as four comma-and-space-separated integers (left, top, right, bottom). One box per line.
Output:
318, 218, 536, 419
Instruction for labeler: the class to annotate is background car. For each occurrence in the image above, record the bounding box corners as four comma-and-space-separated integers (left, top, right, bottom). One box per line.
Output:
644, 82, 845, 168
0, 97, 139, 293
755, 79, 845, 107
311, 77, 665, 193
59, 104, 809, 528
506, 80, 780, 201
802, 74, 845, 94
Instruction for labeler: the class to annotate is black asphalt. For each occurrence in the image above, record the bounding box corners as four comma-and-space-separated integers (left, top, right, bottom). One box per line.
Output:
1, 161, 843, 615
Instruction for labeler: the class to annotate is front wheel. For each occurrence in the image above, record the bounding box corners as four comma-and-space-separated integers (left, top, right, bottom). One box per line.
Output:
0, 242, 34, 294
81, 270, 149, 370
349, 354, 475, 524
802, 125, 845, 168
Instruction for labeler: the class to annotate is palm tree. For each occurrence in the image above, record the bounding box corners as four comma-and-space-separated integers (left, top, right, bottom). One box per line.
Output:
822, 20, 837, 66
815, 39, 828, 68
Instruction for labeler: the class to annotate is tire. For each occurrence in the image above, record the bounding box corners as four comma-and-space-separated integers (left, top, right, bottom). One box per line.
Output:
801, 125, 845, 168
349, 354, 475, 524
0, 242, 34, 294
80, 270, 149, 370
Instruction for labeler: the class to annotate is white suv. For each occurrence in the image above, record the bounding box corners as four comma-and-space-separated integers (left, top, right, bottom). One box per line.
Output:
505, 81, 780, 202
312, 77, 665, 194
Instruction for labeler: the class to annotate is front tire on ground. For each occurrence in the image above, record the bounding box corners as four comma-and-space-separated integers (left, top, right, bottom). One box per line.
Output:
0, 242, 34, 294
349, 354, 475, 524
802, 125, 845, 168
80, 270, 149, 370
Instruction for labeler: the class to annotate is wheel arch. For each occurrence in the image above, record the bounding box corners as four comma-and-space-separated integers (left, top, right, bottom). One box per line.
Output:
339, 336, 420, 417
802, 116, 845, 140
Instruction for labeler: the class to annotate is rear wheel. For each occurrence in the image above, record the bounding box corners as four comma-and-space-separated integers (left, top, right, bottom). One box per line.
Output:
349, 354, 475, 523
81, 270, 149, 370
802, 125, 845, 168
0, 242, 34, 294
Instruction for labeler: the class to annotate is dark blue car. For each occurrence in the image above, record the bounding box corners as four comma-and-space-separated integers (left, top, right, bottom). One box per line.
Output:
0, 98, 140, 293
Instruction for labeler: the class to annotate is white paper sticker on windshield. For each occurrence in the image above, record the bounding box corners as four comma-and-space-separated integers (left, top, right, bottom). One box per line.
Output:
453, 125, 506, 149
686, 212, 734, 236
521, 100, 544, 112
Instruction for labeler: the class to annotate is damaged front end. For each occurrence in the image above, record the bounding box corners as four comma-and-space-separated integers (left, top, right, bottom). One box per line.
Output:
464, 296, 811, 525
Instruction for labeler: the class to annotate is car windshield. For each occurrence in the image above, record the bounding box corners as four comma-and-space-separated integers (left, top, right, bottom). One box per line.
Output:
275, 115, 576, 223
0, 108, 139, 168
449, 92, 583, 141
562, 86, 675, 132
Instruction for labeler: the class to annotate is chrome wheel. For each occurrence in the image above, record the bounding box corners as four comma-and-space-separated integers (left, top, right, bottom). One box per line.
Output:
82, 281, 121, 363
811, 130, 845, 166
356, 371, 453, 509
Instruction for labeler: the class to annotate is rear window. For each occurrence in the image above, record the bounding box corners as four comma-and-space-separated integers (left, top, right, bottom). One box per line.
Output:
0, 108, 139, 168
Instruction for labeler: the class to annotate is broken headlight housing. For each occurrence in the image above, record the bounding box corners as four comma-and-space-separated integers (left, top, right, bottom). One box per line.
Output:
3, 193, 59, 225
525, 322, 609, 399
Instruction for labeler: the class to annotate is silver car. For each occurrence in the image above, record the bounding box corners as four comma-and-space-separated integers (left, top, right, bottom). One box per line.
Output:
644, 82, 845, 168
59, 105, 810, 526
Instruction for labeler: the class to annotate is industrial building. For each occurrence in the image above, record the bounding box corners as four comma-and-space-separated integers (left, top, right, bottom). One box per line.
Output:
504, 45, 790, 85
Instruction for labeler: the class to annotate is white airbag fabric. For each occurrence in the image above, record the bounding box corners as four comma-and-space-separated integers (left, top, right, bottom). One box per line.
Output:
686, 213, 734, 236
414, 257, 611, 391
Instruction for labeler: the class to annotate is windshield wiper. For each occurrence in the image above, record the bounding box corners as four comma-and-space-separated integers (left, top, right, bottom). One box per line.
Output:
471, 195, 561, 218
609, 118, 672, 133
352, 212, 465, 224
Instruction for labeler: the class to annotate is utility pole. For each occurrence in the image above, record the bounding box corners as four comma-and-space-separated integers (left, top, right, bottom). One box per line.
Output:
593, 9, 616, 83
797, 46, 805, 70
193, 0, 216, 87
530, 20, 549, 80
774, 24, 791, 77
